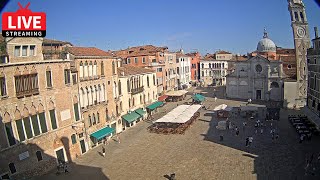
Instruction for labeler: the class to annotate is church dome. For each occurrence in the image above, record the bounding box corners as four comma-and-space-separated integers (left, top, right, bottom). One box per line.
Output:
257, 29, 276, 53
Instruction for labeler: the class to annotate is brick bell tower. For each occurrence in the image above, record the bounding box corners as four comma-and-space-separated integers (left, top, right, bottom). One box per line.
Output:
288, 0, 311, 107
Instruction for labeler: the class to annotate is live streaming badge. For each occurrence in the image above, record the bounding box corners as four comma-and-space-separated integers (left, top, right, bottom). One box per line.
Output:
2, 2, 46, 37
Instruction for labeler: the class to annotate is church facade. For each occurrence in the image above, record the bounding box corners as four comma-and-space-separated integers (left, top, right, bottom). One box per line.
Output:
226, 30, 284, 101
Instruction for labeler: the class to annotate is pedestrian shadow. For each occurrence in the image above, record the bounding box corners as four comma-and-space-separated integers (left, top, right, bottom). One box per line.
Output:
163, 174, 171, 179
98, 151, 104, 157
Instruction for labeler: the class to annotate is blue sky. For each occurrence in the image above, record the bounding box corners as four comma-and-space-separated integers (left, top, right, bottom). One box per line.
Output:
1, 0, 320, 55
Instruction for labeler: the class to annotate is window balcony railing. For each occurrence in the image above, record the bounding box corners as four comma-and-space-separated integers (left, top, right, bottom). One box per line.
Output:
16, 88, 39, 98
131, 86, 144, 95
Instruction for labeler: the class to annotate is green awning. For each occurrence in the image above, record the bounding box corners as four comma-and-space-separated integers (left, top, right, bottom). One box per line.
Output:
146, 101, 164, 111
90, 127, 115, 140
122, 112, 140, 123
135, 108, 146, 116
193, 94, 205, 102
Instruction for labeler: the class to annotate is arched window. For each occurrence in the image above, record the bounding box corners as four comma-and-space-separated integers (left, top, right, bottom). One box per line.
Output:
36, 151, 43, 161
132, 97, 135, 106
209, 63, 211, 68
92, 113, 96, 125
129, 98, 131, 107
101, 61, 104, 76
118, 80, 122, 95
116, 105, 119, 115
300, 12, 304, 22
120, 102, 123, 111
112, 61, 115, 74
79, 61, 84, 78
153, 75, 156, 86
84, 61, 88, 77
97, 112, 100, 123
140, 95, 142, 104
147, 76, 150, 87
127, 80, 130, 92
202, 63, 204, 69
202, 71, 204, 77
209, 71, 212, 76
89, 61, 93, 77
294, 12, 299, 21
93, 61, 97, 76
88, 115, 92, 127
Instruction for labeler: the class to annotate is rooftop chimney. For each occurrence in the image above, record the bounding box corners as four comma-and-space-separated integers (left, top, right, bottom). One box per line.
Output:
315, 27, 319, 38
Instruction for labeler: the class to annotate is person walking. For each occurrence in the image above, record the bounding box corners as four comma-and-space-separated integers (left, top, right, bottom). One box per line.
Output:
64, 163, 69, 173
245, 137, 249, 147
260, 128, 264, 134
214, 96, 217, 102
249, 136, 253, 146
102, 146, 106, 157
118, 135, 121, 144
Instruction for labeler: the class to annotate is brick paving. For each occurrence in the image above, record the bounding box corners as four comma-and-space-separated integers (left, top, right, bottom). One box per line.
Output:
37, 87, 320, 180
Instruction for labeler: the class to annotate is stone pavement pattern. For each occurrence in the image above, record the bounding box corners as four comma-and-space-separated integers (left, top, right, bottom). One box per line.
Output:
37, 87, 320, 180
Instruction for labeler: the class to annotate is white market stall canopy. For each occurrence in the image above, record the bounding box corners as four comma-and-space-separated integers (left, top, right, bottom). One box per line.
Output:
165, 90, 188, 97
155, 105, 202, 124
213, 104, 233, 111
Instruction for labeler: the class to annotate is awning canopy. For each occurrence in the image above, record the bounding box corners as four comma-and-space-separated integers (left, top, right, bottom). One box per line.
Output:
122, 111, 140, 123
165, 90, 188, 97
90, 127, 115, 140
155, 105, 202, 124
193, 94, 205, 102
158, 95, 168, 101
146, 101, 164, 111
214, 104, 233, 111
135, 108, 146, 116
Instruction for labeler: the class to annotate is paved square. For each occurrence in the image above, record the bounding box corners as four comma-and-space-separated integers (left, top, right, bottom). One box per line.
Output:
37, 87, 320, 180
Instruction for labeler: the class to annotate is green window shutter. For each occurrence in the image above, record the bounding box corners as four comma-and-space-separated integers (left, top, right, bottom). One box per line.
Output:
74, 103, 80, 121
23, 117, 33, 139
31, 115, 40, 136
71, 134, 77, 144
49, 109, 57, 130
5, 122, 16, 146
38, 112, 48, 133
16, 119, 25, 142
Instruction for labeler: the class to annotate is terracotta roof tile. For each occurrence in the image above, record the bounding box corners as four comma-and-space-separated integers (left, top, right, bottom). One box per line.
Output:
67, 47, 113, 57
118, 65, 155, 76
113, 45, 168, 58
276, 48, 295, 55
215, 50, 232, 54
43, 38, 72, 46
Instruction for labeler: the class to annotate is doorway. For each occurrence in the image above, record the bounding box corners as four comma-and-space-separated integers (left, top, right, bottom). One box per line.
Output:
80, 140, 86, 154
55, 148, 66, 163
256, 90, 262, 100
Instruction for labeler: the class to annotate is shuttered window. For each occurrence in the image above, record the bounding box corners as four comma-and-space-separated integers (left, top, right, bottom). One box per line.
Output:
49, 109, 57, 130
39, 112, 48, 133
23, 117, 33, 139
31, 115, 40, 136
71, 134, 77, 144
74, 103, 80, 121
5, 122, 16, 146
16, 119, 26, 142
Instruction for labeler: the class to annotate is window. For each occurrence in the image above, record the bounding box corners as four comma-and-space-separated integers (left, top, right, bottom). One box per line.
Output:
177, 67, 179, 74
134, 57, 138, 63
255, 64, 262, 73
142, 57, 146, 63
127, 58, 131, 64
74, 103, 80, 121
287, 64, 292, 69
202, 71, 204, 77
46, 71, 52, 88
147, 76, 150, 87
22, 46, 28, 56
153, 75, 156, 86
64, 69, 71, 85
38, 112, 48, 133
15, 74, 39, 97
5, 122, 16, 146
112, 61, 115, 74
36, 151, 43, 161
88, 115, 92, 127
72, 74, 77, 84
97, 112, 100, 123
9, 163, 16, 174
0, 77, 7, 96
23, 117, 33, 139
157, 68, 162, 72
209, 63, 211, 68
71, 134, 77, 144
79, 133, 84, 138
49, 109, 57, 130
101, 61, 104, 76
152, 59, 156, 63
30, 45, 35, 56
14, 46, 20, 56
202, 63, 204, 69
118, 80, 122, 95
31, 115, 40, 136
127, 80, 130, 92
16, 119, 25, 141
300, 12, 304, 22
312, 100, 315, 108
294, 12, 299, 21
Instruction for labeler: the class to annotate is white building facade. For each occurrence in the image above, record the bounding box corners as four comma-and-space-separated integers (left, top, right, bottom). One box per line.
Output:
200, 60, 229, 86
176, 53, 191, 89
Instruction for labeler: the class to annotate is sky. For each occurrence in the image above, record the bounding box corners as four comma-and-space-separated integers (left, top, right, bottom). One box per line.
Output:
1, 0, 320, 55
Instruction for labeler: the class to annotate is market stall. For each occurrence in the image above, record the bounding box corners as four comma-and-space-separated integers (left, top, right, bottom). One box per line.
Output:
213, 104, 233, 118
165, 90, 188, 102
